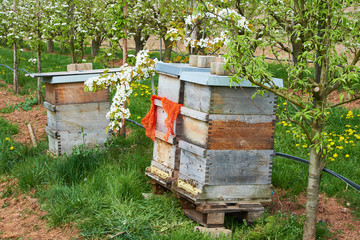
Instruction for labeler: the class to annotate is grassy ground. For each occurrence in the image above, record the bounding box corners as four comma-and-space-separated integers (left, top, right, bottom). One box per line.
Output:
1, 44, 359, 239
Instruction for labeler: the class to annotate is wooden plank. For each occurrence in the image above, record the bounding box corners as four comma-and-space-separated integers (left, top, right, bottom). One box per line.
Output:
155, 130, 176, 144
206, 150, 274, 185
209, 114, 276, 122
206, 212, 225, 225
158, 74, 181, 103
153, 138, 177, 169
210, 87, 277, 115
45, 126, 57, 138
183, 82, 211, 113
46, 109, 57, 130
58, 129, 110, 155
155, 106, 177, 134
182, 116, 209, 148
208, 120, 275, 150
197, 184, 272, 202
53, 82, 109, 105
43, 101, 56, 111
155, 62, 210, 76
47, 134, 60, 156
147, 162, 172, 179
179, 140, 207, 158
45, 83, 56, 104
178, 149, 207, 187
196, 203, 264, 214
47, 102, 110, 131
180, 107, 209, 121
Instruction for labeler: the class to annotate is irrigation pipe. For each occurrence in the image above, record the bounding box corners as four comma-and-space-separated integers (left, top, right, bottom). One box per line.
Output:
121, 119, 360, 192
275, 152, 360, 192
0, 63, 32, 75
125, 118, 144, 129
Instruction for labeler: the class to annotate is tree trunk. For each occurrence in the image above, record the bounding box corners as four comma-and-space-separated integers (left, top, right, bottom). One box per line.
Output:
47, 39, 54, 53
120, 1, 128, 138
134, 32, 149, 54
69, 0, 76, 63
91, 38, 101, 57
303, 109, 325, 239
13, 0, 18, 95
163, 37, 173, 62
60, 43, 66, 54
37, 0, 42, 104
37, 45, 42, 104
13, 42, 18, 94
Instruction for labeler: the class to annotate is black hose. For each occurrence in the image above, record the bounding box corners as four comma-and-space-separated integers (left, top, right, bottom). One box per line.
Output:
0, 63, 32, 75
275, 152, 360, 192
116, 120, 360, 192
125, 118, 144, 129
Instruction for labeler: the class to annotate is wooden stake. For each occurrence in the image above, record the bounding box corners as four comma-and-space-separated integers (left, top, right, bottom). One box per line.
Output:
120, 0, 128, 138
27, 123, 37, 147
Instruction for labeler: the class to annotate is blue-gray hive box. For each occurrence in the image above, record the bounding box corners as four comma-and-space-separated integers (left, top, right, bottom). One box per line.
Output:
146, 62, 283, 227
146, 63, 211, 181
30, 69, 119, 155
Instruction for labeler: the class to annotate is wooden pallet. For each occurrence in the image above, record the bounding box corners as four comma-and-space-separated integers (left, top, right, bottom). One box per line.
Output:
179, 197, 264, 228
149, 177, 264, 228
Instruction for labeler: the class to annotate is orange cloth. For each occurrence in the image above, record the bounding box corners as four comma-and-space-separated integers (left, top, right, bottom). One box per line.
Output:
141, 95, 183, 141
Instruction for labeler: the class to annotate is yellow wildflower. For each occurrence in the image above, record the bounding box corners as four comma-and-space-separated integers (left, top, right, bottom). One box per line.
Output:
333, 153, 338, 158
345, 154, 350, 158
9, 146, 14, 151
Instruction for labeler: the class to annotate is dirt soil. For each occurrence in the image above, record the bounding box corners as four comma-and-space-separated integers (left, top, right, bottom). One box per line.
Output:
266, 189, 360, 240
0, 180, 79, 239
0, 81, 47, 144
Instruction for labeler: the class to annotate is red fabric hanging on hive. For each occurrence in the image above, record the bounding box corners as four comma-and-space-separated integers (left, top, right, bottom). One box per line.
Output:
141, 95, 183, 141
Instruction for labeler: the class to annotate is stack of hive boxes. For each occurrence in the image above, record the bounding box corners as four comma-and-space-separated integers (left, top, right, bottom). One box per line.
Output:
146, 63, 210, 185
146, 57, 283, 227
32, 67, 117, 155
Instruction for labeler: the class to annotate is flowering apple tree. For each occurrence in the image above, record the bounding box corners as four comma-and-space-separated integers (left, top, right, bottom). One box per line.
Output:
84, 50, 157, 132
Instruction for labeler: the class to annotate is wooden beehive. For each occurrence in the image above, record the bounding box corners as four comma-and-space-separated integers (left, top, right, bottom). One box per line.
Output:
31, 69, 121, 156
172, 71, 282, 203
146, 63, 210, 183
146, 62, 283, 227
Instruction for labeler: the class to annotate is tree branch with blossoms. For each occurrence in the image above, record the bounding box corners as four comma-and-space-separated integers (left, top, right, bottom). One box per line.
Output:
84, 50, 157, 133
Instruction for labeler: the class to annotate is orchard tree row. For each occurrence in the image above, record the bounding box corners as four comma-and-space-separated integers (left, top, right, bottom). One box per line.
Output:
0, 0, 191, 94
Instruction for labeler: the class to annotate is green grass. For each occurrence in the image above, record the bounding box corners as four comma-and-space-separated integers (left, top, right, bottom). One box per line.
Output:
0, 45, 357, 238
273, 98, 360, 217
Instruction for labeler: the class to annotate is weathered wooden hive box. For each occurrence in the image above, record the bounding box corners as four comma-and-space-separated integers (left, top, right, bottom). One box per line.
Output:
146, 61, 283, 227
32, 69, 120, 155
172, 71, 283, 204
146, 63, 210, 185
